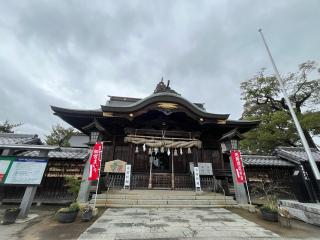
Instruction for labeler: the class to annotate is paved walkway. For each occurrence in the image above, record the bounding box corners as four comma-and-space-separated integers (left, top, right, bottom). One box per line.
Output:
79, 208, 279, 239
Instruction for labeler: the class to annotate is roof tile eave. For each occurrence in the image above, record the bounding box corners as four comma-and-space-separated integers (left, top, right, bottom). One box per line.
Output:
102, 92, 230, 119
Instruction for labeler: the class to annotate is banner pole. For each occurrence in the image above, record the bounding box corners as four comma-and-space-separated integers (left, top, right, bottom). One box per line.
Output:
93, 142, 103, 209
244, 174, 252, 205
240, 150, 252, 205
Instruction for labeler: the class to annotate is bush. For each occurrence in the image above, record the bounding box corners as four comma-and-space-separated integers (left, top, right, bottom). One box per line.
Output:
57, 202, 80, 213
64, 176, 81, 201
260, 196, 278, 213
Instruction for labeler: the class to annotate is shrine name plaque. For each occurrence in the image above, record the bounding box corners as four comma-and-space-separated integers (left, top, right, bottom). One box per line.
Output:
104, 160, 126, 173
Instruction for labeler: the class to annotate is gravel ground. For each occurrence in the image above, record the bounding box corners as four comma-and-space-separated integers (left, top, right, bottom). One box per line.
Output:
229, 207, 320, 239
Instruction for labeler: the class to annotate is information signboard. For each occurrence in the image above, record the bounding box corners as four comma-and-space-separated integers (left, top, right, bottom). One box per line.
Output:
0, 156, 14, 183
4, 158, 48, 185
189, 162, 213, 175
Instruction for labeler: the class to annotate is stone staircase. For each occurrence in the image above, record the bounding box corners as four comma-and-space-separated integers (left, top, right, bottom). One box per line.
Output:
90, 189, 238, 208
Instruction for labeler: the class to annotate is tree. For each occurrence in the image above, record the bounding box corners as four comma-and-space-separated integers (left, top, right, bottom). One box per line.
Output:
45, 124, 75, 147
240, 61, 320, 154
0, 120, 23, 133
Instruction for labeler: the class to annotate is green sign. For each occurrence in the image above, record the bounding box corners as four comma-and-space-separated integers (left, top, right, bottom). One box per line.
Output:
0, 156, 15, 183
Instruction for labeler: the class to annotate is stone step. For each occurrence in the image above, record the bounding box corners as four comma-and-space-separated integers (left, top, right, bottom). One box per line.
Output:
106, 190, 221, 196
90, 190, 238, 207
93, 204, 237, 208
95, 193, 234, 201
91, 198, 237, 206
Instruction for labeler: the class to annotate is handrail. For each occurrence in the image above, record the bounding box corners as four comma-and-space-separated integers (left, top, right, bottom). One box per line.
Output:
213, 177, 226, 204
104, 177, 115, 209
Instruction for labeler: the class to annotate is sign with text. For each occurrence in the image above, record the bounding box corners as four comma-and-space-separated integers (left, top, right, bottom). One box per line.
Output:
230, 150, 246, 184
124, 164, 131, 189
0, 156, 14, 183
89, 142, 103, 181
104, 160, 126, 173
194, 167, 201, 191
4, 158, 48, 185
189, 162, 213, 175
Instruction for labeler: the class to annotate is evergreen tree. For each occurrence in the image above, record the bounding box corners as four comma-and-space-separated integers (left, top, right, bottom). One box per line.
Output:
45, 124, 75, 147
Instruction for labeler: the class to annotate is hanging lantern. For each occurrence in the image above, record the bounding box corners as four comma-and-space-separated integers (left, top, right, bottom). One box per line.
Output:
180, 148, 183, 155
135, 146, 139, 153
174, 149, 178, 156
187, 147, 192, 154
160, 146, 165, 153
148, 147, 152, 155
143, 144, 146, 152
167, 148, 171, 156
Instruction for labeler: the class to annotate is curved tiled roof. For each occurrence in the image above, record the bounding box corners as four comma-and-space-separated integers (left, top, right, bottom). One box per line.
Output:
18, 147, 89, 160
276, 147, 320, 163
242, 155, 295, 167
0, 133, 40, 145
101, 92, 230, 120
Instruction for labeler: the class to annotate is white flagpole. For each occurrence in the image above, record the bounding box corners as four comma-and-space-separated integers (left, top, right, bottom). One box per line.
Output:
258, 29, 320, 184
93, 142, 103, 209
241, 159, 252, 205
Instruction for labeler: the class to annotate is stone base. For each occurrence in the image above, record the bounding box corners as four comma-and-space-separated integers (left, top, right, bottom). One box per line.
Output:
279, 200, 320, 227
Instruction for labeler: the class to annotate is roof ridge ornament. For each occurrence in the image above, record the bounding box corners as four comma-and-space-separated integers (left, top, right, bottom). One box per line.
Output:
153, 78, 180, 95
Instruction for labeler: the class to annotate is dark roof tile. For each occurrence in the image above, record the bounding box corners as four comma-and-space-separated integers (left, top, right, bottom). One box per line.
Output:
276, 147, 320, 163
242, 155, 294, 167
0, 133, 40, 145
19, 147, 89, 160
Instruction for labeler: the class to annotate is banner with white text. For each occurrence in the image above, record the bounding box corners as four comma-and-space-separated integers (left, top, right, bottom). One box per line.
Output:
88, 142, 103, 181
230, 150, 246, 184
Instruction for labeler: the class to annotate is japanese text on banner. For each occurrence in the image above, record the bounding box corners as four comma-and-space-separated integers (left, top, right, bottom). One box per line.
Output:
231, 150, 247, 184
88, 142, 103, 181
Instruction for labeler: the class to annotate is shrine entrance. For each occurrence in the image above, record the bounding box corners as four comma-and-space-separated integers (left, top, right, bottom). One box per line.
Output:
151, 152, 172, 189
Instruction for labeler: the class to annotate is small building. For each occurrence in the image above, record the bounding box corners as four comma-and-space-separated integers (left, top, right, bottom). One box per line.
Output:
243, 147, 320, 202
0, 133, 89, 204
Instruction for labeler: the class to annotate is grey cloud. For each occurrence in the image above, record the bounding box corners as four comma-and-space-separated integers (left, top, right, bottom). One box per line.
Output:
0, 0, 319, 138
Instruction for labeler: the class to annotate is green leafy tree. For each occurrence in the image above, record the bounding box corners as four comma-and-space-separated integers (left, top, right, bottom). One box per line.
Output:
240, 61, 320, 154
45, 124, 75, 147
0, 120, 23, 133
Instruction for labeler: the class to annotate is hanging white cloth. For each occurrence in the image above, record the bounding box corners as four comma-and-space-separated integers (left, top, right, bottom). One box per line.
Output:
124, 136, 202, 149
153, 157, 160, 167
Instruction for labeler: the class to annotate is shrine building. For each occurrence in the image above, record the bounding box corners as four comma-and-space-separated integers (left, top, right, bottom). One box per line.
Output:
51, 80, 259, 193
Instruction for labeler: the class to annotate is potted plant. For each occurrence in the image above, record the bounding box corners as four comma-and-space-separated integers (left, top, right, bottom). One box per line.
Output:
1, 208, 20, 224
55, 176, 81, 223
260, 196, 278, 222
278, 207, 291, 228
55, 202, 80, 223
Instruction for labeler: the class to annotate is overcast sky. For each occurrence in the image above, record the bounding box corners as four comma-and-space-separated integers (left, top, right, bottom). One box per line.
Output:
0, 0, 319, 139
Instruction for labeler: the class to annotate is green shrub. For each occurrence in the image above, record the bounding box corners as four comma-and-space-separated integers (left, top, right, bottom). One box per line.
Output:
64, 176, 81, 201
261, 195, 278, 213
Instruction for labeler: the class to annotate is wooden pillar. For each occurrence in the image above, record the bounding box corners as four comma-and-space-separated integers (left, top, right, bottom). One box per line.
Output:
171, 149, 175, 190
110, 136, 116, 161
148, 154, 152, 189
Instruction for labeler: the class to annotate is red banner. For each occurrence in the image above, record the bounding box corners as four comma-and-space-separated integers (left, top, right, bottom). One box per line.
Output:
230, 150, 246, 184
88, 142, 103, 181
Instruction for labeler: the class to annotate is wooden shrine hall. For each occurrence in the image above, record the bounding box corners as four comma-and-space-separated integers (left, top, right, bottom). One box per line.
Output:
51, 80, 259, 192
